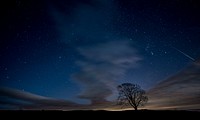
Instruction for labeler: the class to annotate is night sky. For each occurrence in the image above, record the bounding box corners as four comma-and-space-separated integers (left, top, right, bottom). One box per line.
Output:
0, 0, 200, 109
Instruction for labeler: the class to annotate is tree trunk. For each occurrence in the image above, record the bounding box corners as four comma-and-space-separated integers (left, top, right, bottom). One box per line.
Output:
134, 107, 137, 111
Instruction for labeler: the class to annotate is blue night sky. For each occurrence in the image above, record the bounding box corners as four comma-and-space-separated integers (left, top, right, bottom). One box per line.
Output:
0, 0, 200, 106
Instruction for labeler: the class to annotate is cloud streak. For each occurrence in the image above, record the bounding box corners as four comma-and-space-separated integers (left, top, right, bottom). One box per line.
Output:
0, 87, 119, 110
0, 87, 79, 110
73, 40, 141, 104
146, 59, 200, 110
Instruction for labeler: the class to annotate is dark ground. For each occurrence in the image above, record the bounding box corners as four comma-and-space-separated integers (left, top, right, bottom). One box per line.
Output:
0, 110, 199, 118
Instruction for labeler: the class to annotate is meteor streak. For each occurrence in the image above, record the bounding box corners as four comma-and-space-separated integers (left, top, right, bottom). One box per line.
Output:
172, 47, 195, 61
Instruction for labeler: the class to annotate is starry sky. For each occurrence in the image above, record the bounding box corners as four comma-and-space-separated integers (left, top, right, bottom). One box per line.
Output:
0, 0, 200, 107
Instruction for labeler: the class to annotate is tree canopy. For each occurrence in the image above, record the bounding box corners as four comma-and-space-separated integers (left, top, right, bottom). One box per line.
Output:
117, 83, 148, 110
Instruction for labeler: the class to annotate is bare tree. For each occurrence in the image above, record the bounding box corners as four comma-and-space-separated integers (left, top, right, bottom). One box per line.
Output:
117, 83, 148, 110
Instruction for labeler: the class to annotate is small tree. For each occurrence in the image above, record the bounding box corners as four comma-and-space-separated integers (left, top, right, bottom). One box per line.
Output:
117, 83, 148, 110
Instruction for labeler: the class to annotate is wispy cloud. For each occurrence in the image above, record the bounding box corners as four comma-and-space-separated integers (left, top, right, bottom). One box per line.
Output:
146, 60, 200, 110
50, 0, 141, 104
0, 87, 119, 110
73, 40, 141, 104
0, 87, 78, 110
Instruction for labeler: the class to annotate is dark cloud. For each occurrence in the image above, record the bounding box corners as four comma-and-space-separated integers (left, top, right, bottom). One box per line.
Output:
146, 59, 200, 110
0, 87, 78, 110
0, 87, 120, 110
73, 40, 141, 104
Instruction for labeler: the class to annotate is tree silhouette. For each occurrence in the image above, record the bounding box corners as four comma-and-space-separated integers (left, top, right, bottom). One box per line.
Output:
117, 83, 148, 110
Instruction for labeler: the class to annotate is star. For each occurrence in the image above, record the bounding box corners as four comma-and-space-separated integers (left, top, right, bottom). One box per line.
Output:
6, 76, 10, 79
151, 51, 154, 55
